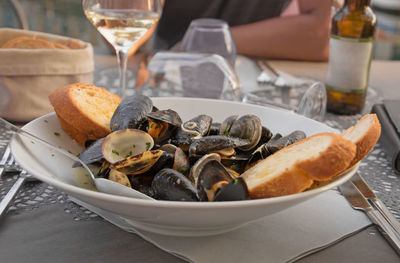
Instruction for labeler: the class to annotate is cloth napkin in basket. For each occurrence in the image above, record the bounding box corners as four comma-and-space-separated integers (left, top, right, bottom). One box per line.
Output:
71, 190, 371, 263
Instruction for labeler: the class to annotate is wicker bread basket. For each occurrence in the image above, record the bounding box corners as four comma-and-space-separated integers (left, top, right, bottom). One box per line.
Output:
0, 28, 94, 122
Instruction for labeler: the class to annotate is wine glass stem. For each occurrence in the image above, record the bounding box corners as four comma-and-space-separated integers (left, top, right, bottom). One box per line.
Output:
116, 48, 129, 99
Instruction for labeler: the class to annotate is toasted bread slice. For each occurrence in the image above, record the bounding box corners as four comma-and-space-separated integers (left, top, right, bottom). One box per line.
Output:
49, 83, 122, 145
241, 133, 356, 199
341, 114, 381, 167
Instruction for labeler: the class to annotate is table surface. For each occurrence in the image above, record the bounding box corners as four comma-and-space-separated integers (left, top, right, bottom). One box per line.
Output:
1, 55, 400, 263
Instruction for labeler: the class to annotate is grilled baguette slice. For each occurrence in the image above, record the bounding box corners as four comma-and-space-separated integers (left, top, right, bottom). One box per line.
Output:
49, 83, 121, 145
341, 114, 381, 167
241, 133, 356, 199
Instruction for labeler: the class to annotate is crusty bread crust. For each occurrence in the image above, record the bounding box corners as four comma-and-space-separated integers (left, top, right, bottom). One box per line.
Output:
56, 113, 90, 146
2, 37, 55, 49
341, 114, 381, 167
242, 133, 356, 199
49, 83, 121, 145
296, 135, 357, 181
1, 37, 71, 50
249, 169, 313, 199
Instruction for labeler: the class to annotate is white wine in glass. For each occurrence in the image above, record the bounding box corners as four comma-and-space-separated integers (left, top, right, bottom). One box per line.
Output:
83, 0, 162, 98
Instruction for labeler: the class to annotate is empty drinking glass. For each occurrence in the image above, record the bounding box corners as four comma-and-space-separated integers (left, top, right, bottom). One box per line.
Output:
180, 18, 237, 66
241, 81, 327, 121
136, 51, 241, 100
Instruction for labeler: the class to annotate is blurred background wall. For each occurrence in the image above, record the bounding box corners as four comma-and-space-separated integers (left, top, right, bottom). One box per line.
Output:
1, 0, 399, 60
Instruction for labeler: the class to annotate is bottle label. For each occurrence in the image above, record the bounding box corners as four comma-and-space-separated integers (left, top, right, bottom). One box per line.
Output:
326, 35, 373, 93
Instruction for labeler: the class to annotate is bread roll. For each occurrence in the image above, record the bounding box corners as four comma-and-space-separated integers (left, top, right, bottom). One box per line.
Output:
1, 36, 70, 49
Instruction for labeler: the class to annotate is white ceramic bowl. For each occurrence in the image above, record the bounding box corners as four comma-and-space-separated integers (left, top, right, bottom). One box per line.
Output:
10, 98, 357, 236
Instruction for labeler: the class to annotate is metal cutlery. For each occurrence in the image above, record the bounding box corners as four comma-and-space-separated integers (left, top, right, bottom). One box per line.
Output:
351, 173, 400, 237
0, 145, 35, 217
256, 60, 288, 87
0, 170, 32, 217
0, 146, 12, 176
0, 117, 154, 200
338, 180, 400, 254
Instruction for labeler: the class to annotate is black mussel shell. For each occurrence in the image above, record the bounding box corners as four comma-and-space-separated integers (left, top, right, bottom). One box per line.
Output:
182, 114, 213, 137
228, 114, 263, 152
246, 131, 306, 169
214, 177, 250, 201
145, 151, 174, 175
97, 160, 110, 178
188, 135, 248, 158
195, 158, 234, 201
110, 95, 153, 131
257, 126, 273, 148
172, 115, 213, 149
151, 168, 199, 201
266, 130, 306, 154
74, 138, 105, 167
219, 115, 239, 136
208, 122, 221, 136
130, 174, 155, 198
146, 109, 182, 127
146, 109, 182, 144
84, 139, 97, 148
111, 150, 163, 175
247, 133, 283, 166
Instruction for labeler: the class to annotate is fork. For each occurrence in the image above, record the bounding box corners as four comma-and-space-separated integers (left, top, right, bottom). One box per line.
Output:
256, 60, 288, 87
0, 145, 35, 217
0, 149, 21, 176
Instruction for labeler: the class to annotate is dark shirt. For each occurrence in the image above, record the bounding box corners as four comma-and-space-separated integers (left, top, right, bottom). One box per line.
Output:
153, 0, 292, 50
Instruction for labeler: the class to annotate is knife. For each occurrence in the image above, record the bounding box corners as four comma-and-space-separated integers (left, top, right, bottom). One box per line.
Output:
351, 173, 400, 237
338, 180, 400, 255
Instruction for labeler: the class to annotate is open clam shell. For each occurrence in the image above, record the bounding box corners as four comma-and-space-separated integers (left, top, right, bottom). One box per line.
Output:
102, 129, 154, 164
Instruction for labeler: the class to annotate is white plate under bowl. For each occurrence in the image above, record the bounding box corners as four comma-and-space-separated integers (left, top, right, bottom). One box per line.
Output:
10, 98, 357, 236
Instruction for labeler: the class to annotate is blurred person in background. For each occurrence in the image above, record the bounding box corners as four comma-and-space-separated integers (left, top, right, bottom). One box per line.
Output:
151, 0, 331, 61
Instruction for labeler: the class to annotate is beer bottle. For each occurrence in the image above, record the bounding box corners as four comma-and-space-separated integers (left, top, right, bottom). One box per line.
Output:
326, 0, 377, 115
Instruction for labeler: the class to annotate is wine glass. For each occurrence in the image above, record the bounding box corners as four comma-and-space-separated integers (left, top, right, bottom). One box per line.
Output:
83, 0, 162, 98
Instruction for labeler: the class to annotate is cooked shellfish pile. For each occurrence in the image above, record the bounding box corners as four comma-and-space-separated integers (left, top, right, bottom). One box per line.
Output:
77, 95, 306, 201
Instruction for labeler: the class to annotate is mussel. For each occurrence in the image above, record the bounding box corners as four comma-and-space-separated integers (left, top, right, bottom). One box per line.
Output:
110, 95, 153, 131
219, 115, 238, 136
159, 144, 190, 175
151, 168, 199, 201
130, 174, 155, 198
111, 150, 164, 175
190, 153, 235, 201
208, 122, 221, 136
188, 135, 248, 158
214, 177, 250, 201
172, 114, 213, 150
146, 109, 182, 144
227, 114, 263, 152
75, 138, 105, 167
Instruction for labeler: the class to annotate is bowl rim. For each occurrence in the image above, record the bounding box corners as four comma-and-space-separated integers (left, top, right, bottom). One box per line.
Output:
11, 97, 355, 209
